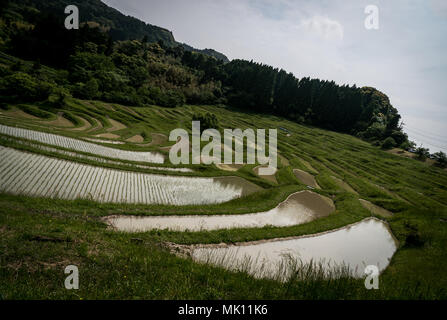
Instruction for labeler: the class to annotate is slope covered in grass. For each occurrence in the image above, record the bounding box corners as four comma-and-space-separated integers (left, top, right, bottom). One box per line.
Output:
0, 100, 446, 299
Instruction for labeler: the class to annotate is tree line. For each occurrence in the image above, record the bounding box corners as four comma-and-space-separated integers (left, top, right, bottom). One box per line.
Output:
1, 0, 439, 157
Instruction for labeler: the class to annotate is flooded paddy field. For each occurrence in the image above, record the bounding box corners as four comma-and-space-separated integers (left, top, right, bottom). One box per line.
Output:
105, 190, 334, 232
189, 218, 398, 280
0, 124, 164, 163
0, 147, 259, 205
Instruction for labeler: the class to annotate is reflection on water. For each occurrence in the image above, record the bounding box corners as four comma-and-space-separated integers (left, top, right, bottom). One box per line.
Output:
212, 176, 262, 196
191, 218, 398, 279
105, 191, 334, 232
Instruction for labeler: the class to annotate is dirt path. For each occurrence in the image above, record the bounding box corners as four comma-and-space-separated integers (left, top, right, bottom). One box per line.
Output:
294, 156, 318, 174
121, 105, 141, 117
216, 163, 244, 171
279, 154, 290, 166
331, 175, 358, 194
359, 199, 392, 217
1, 108, 40, 120
293, 169, 320, 189
106, 118, 126, 132
86, 118, 103, 133
126, 135, 144, 143
42, 112, 73, 127
139, 133, 168, 147
69, 117, 92, 131
95, 133, 120, 139
253, 165, 278, 184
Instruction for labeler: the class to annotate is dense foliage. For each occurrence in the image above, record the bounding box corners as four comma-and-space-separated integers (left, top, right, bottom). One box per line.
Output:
0, 0, 409, 147
5, 0, 229, 61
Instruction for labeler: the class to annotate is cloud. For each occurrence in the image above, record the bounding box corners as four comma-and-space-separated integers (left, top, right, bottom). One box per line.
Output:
102, 0, 447, 153
430, 0, 447, 17
300, 15, 344, 41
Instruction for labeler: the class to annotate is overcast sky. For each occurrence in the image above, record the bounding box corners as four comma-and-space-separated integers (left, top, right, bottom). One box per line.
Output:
103, 0, 447, 153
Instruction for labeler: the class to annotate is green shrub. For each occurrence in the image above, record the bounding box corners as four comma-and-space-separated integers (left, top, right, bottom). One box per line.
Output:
192, 112, 219, 132
17, 104, 52, 119
381, 137, 396, 150
48, 87, 71, 107
0, 72, 52, 102
415, 146, 430, 161
433, 151, 447, 168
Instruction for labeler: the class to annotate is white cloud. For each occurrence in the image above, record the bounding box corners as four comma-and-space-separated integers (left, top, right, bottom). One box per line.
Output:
300, 15, 344, 41
103, 0, 447, 153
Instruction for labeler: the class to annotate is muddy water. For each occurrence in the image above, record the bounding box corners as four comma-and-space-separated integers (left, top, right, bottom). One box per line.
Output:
105, 191, 334, 232
190, 218, 398, 280
212, 176, 262, 197
293, 169, 320, 189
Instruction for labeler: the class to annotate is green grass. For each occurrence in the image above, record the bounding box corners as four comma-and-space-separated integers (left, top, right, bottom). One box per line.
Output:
1, 99, 447, 299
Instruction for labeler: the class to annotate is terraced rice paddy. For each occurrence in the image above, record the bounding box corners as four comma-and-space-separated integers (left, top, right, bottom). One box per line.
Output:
189, 218, 398, 280
253, 165, 278, 183
0, 124, 164, 163
1, 100, 446, 299
126, 135, 144, 143
359, 199, 393, 217
1, 136, 192, 173
105, 191, 335, 232
293, 169, 320, 189
0, 147, 252, 205
83, 138, 125, 145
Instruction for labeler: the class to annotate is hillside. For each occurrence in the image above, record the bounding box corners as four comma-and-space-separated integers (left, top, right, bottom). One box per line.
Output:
0, 96, 446, 299
2, 0, 229, 62
0, 0, 446, 301
0, 0, 411, 152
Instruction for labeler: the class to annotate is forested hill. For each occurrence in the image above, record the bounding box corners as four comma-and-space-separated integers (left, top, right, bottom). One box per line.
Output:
0, 0, 411, 150
4, 0, 229, 62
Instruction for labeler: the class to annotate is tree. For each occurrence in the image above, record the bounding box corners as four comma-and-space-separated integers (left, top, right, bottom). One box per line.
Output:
400, 140, 416, 151
48, 87, 71, 107
433, 151, 447, 168
381, 137, 396, 150
192, 112, 219, 132
415, 146, 430, 161
0, 71, 56, 103
83, 78, 99, 99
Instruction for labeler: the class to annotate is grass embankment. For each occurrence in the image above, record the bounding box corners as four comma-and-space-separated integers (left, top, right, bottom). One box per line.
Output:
1, 101, 447, 299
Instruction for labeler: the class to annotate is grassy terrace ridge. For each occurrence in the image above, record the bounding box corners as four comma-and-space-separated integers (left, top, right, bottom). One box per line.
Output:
1, 100, 447, 299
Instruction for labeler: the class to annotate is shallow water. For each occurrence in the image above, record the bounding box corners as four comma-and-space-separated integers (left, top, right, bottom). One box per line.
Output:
0, 124, 164, 163
293, 169, 320, 189
0, 147, 258, 205
105, 190, 334, 232
191, 218, 398, 279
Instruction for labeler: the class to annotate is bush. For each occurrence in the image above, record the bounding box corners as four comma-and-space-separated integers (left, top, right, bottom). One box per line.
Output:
400, 140, 416, 151
1, 72, 35, 100
48, 87, 71, 107
192, 112, 219, 132
362, 122, 385, 141
433, 151, 447, 168
391, 130, 408, 146
415, 146, 430, 161
381, 137, 396, 150
158, 90, 185, 108
0, 72, 54, 102
72, 79, 99, 100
